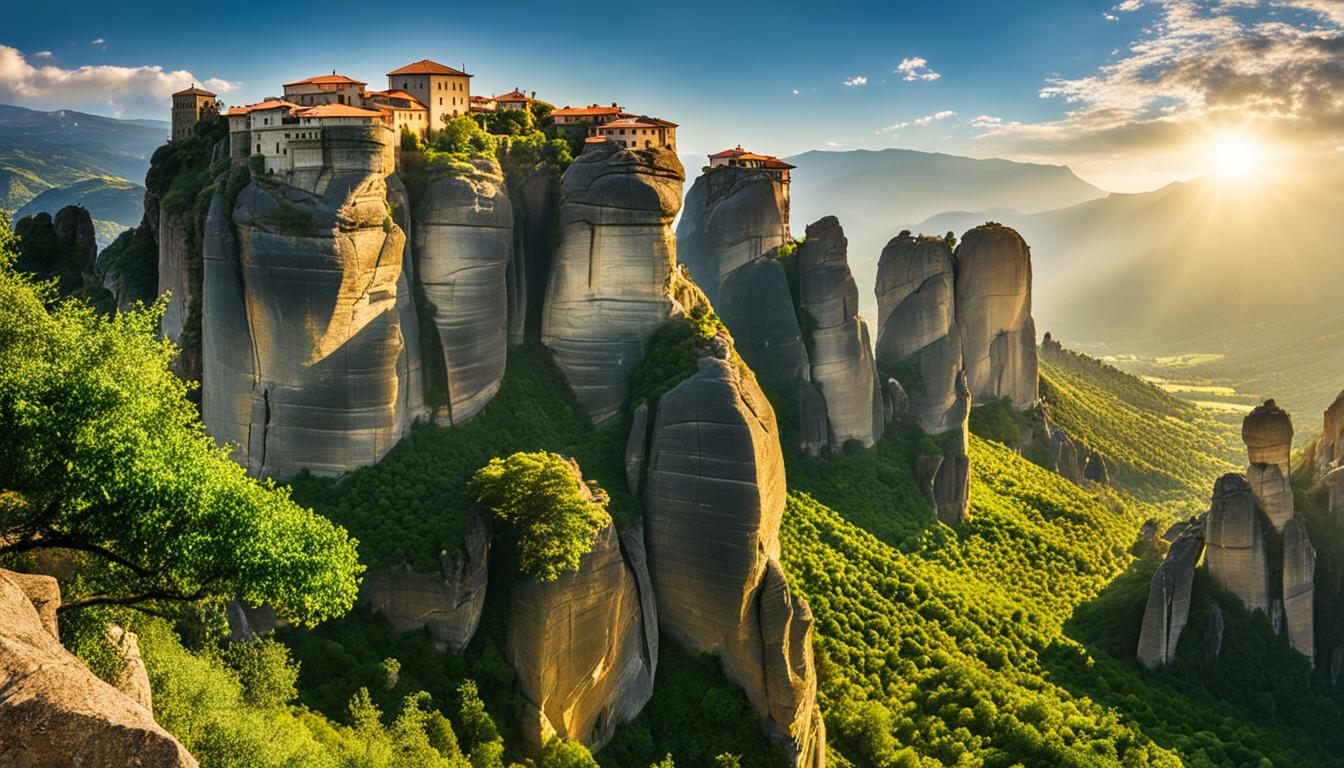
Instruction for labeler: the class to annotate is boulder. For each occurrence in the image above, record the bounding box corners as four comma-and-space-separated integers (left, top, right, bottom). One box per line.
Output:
797, 216, 883, 448
1242, 399, 1292, 469
202, 131, 424, 477
507, 521, 656, 752
1204, 473, 1270, 615
933, 371, 971, 524
105, 625, 153, 713
952, 225, 1038, 409
0, 570, 197, 768
413, 159, 513, 423
542, 143, 698, 424
361, 510, 492, 652
5, 571, 60, 640
677, 167, 808, 382
626, 403, 649, 494
1282, 518, 1315, 663
644, 356, 824, 767
1137, 520, 1204, 669
1318, 390, 1344, 476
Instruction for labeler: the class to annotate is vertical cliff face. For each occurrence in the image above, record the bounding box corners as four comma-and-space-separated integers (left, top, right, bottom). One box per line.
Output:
507, 522, 657, 752
952, 225, 1038, 410
676, 168, 809, 382
202, 126, 422, 477
797, 216, 883, 449
1317, 390, 1344, 477
542, 143, 695, 424
644, 355, 825, 768
874, 233, 964, 435
156, 202, 196, 347
1282, 518, 1316, 663
1204, 473, 1270, 615
1137, 520, 1204, 669
1242, 400, 1294, 531
933, 371, 972, 524
413, 159, 513, 424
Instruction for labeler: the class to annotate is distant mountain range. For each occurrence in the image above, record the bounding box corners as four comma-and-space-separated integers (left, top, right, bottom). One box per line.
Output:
0, 104, 165, 246
780, 148, 1106, 324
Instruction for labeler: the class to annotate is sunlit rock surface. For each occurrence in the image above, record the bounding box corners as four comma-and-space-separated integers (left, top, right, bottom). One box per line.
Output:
1204, 474, 1270, 615
1282, 518, 1316, 663
0, 570, 198, 768
202, 126, 422, 477
508, 521, 657, 752
677, 167, 808, 382
933, 371, 971, 524
542, 143, 697, 424
361, 510, 492, 653
1137, 520, 1204, 669
644, 355, 824, 767
797, 216, 882, 448
1318, 390, 1344, 476
1242, 399, 1293, 469
953, 225, 1038, 409
413, 159, 512, 423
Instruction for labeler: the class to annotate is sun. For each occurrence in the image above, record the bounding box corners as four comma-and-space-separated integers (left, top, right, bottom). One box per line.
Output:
1205, 133, 1263, 182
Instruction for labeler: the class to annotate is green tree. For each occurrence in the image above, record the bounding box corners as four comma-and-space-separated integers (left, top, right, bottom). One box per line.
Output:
539, 736, 599, 768
0, 212, 361, 624
224, 636, 300, 708
471, 452, 610, 582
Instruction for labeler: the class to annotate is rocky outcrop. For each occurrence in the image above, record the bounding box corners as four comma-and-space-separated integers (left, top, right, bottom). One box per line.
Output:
796, 380, 830, 458
1245, 462, 1293, 532
5, 571, 60, 640
0, 570, 198, 768
202, 126, 424, 477
883, 378, 909, 424
1204, 474, 1270, 615
1137, 520, 1204, 669
508, 521, 656, 752
874, 233, 966, 435
1242, 400, 1294, 532
156, 202, 196, 346
105, 625, 153, 713
361, 510, 492, 653
506, 170, 560, 344
644, 355, 824, 767
953, 225, 1038, 409
1045, 415, 1110, 486
934, 371, 972, 524
797, 217, 883, 449
542, 143, 700, 424
1282, 518, 1316, 663
413, 159, 512, 423
626, 403, 649, 494
1318, 390, 1344, 476
677, 167, 808, 382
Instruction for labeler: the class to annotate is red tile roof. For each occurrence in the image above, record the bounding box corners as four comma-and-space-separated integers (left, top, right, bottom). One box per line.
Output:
495, 89, 529, 102
599, 115, 678, 130
387, 59, 472, 77
708, 146, 794, 169
173, 85, 217, 97
246, 99, 301, 112
226, 106, 251, 116
552, 104, 624, 117
283, 73, 366, 87
367, 90, 427, 109
296, 103, 384, 118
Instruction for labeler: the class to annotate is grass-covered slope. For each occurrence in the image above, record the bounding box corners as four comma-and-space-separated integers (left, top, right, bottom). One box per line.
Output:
1040, 344, 1240, 514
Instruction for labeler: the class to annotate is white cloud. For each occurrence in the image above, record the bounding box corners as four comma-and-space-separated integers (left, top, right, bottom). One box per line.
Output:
880, 122, 909, 133
33, 51, 54, 60
843, 75, 868, 87
912, 110, 957, 127
1104, 12, 1120, 20
826, 141, 843, 147
896, 57, 941, 82
0, 45, 239, 117
1116, 0, 1144, 11
90, 38, 105, 46
792, 88, 800, 95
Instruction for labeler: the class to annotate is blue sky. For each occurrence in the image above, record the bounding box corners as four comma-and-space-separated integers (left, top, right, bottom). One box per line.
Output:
3, 0, 1341, 191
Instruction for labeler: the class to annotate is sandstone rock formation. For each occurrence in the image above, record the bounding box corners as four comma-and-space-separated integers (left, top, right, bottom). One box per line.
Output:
677, 166, 808, 382
953, 225, 1038, 409
156, 200, 196, 349
361, 510, 492, 653
1045, 415, 1110, 486
202, 126, 424, 477
1245, 462, 1293, 532
797, 217, 883, 449
883, 378, 909, 424
413, 159, 512, 423
1282, 518, 1316, 663
542, 143, 700, 424
1204, 474, 1270, 615
874, 233, 966, 435
508, 520, 656, 752
644, 355, 824, 767
5, 571, 60, 640
796, 380, 830, 458
1242, 400, 1294, 531
1137, 520, 1204, 669
1318, 389, 1344, 477
105, 624, 154, 713
934, 371, 972, 524
626, 402, 649, 494
0, 570, 197, 768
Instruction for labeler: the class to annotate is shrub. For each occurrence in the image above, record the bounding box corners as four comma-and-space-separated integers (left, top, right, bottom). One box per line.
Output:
224, 637, 299, 709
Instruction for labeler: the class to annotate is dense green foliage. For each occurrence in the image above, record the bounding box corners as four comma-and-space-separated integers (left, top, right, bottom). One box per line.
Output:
473, 452, 611, 582
626, 304, 723, 411
289, 342, 630, 572
1040, 344, 1240, 514
12, 208, 115, 311
0, 217, 360, 624
97, 221, 159, 305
